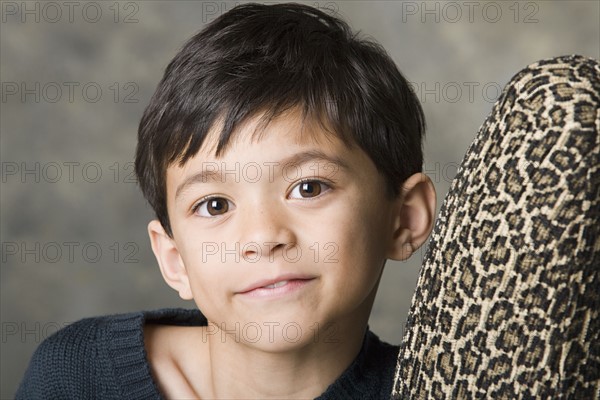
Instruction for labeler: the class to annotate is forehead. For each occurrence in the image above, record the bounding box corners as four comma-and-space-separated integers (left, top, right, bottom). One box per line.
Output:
164, 107, 384, 204
170, 107, 357, 181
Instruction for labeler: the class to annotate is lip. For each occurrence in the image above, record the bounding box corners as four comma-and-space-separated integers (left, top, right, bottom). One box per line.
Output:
236, 274, 317, 296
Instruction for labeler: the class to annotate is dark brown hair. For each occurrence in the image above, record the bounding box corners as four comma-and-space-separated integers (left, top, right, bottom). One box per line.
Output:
135, 2, 426, 236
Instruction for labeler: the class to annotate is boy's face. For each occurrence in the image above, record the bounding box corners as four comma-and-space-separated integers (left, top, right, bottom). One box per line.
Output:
156, 108, 402, 350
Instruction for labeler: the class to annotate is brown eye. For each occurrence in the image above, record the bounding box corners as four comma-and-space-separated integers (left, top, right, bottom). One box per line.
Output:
289, 180, 330, 199
207, 199, 228, 215
194, 197, 230, 217
300, 182, 321, 197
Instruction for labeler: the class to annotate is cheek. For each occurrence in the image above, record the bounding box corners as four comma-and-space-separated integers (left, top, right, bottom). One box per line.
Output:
177, 243, 232, 307
184, 268, 234, 325
328, 195, 390, 255
320, 198, 390, 280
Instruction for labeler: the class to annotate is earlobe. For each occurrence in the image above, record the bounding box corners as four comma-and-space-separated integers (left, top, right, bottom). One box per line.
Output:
387, 173, 437, 261
147, 220, 194, 300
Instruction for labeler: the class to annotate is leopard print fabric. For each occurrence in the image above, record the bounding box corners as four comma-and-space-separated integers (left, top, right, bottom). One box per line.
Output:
392, 55, 600, 399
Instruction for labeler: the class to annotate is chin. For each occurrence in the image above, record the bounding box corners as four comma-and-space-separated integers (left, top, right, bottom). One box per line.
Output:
243, 334, 319, 354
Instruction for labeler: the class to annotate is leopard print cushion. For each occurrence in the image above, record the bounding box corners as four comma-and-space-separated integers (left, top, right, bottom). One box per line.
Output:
392, 55, 600, 399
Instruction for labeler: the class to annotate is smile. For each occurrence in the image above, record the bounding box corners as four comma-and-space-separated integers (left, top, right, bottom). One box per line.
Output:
237, 275, 317, 298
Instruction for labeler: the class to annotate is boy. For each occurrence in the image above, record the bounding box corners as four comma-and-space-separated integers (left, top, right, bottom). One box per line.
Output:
16, 2, 436, 398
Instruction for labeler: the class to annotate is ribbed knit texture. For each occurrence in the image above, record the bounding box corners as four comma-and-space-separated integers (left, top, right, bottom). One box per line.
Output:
16, 308, 398, 399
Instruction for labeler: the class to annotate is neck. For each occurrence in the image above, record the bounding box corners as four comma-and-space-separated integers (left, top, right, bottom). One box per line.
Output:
207, 324, 366, 399
182, 299, 374, 399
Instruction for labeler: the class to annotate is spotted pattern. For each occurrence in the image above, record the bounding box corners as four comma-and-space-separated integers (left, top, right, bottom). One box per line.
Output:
392, 55, 600, 399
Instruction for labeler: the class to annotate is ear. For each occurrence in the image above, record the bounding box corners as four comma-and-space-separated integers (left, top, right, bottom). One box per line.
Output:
387, 173, 437, 261
147, 220, 193, 300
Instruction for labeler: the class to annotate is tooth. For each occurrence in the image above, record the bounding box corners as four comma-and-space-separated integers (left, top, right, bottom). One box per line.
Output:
264, 280, 288, 289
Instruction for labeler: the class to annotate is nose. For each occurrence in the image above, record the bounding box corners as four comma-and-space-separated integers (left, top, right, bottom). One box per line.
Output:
236, 199, 297, 262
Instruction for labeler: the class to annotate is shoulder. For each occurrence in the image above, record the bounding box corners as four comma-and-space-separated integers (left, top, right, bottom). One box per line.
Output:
363, 331, 400, 399
15, 309, 191, 400
26, 312, 120, 362
23, 310, 146, 362
365, 330, 400, 364
356, 331, 400, 399
318, 330, 400, 400
15, 313, 120, 399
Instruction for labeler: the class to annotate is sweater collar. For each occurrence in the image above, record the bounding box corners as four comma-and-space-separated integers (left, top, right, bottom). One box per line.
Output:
108, 308, 397, 399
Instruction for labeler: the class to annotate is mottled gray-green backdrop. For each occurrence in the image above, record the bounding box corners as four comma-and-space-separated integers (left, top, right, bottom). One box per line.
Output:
1, 0, 598, 397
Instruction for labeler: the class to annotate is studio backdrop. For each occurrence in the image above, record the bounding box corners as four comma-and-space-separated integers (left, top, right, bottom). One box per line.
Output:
1, 1, 598, 397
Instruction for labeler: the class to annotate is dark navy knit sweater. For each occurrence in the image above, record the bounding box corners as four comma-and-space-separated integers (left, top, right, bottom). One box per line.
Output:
16, 308, 399, 399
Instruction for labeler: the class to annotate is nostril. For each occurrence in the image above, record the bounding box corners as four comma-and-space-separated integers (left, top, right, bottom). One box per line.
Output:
263, 242, 288, 253
240, 241, 284, 263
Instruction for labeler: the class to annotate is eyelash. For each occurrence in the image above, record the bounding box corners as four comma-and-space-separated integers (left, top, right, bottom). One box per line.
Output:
190, 179, 334, 217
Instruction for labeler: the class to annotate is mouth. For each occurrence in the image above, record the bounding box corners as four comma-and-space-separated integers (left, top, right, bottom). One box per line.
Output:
261, 280, 291, 289
237, 275, 317, 297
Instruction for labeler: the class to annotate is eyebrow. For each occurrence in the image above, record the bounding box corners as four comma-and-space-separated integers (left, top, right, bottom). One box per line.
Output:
174, 150, 350, 201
